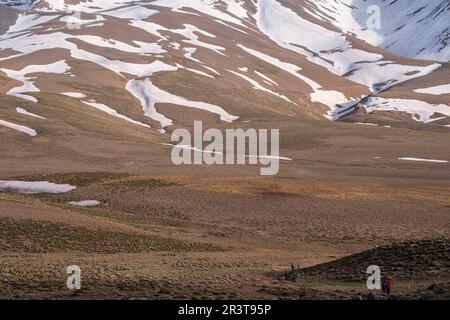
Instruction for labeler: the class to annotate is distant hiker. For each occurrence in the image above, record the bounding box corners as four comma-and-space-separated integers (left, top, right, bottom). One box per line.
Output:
381, 278, 387, 294
352, 293, 363, 300
284, 264, 298, 282
367, 292, 375, 300
386, 279, 392, 297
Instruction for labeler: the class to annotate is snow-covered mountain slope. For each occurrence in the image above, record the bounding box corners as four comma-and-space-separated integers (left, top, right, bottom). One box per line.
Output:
303, 0, 450, 62
0, 0, 36, 10
0, 0, 449, 135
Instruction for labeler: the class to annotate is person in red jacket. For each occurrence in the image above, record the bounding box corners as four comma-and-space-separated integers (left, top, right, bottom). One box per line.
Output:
385, 278, 392, 297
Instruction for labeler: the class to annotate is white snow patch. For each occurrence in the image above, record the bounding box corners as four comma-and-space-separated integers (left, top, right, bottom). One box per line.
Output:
176, 63, 215, 78
16, 107, 45, 119
126, 79, 173, 128
74, 34, 165, 55
172, 24, 226, 56
169, 42, 181, 50
310, 90, 348, 110
151, 0, 248, 27
129, 20, 168, 40
365, 97, 450, 123
415, 85, 450, 96
214, 20, 249, 34
130, 20, 225, 56
0, 29, 176, 79
163, 143, 292, 161
347, 62, 441, 93
0, 181, 76, 194
0, 119, 37, 136
81, 101, 151, 129
87, 22, 104, 28
68, 200, 101, 207
354, 122, 378, 126
60, 14, 105, 29
7, 14, 59, 33
126, 78, 238, 128
202, 65, 221, 76
61, 92, 87, 99
182, 47, 201, 63
100, 5, 158, 20
246, 155, 292, 161
255, 71, 277, 86
0, 60, 71, 102
40, 0, 152, 17
398, 158, 448, 164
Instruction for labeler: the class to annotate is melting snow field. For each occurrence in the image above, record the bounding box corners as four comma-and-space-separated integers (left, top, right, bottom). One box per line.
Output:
0, 119, 37, 136
126, 78, 239, 129
101, 5, 158, 20
303, 0, 450, 62
415, 85, 450, 96
7, 14, 59, 33
236, 44, 353, 115
255, 0, 441, 93
0, 181, 76, 194
0, 0, 448, 128
398, 158, 448, 164
151, 0, 249, 27
365, 98, 450, 123
0, 60, 71, 103
67, 200, 101, 207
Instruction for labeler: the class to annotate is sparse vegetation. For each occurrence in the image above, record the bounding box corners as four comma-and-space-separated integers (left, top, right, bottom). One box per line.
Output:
103, 178, 181, 190
0, 218, 220, 253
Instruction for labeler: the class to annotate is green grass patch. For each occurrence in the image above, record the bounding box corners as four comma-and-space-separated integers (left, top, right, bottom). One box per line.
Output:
295, 278, 361, 288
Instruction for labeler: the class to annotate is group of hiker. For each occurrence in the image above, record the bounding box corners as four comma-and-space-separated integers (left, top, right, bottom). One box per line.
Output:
284, 263, 394, 300
353, 277, 393, 300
